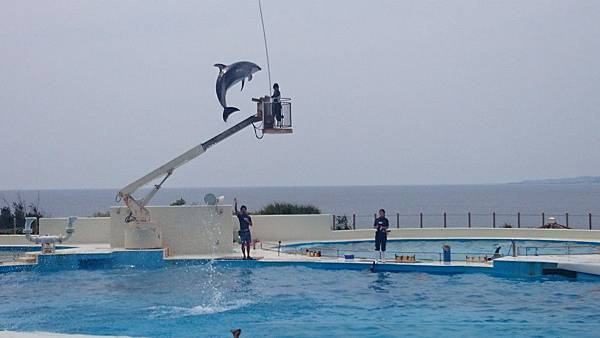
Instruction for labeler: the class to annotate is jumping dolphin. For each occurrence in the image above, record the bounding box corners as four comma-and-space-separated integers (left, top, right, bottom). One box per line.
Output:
214, 61, 262, 122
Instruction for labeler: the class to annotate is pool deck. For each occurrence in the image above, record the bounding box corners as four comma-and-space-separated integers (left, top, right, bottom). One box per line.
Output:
6, 242, 600, 278
497, 254, 600, 276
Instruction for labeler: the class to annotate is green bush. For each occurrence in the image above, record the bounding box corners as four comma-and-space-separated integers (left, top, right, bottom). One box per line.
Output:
258, 202, 321, 215
91, 211, 111, 217
170, 198, 186, 206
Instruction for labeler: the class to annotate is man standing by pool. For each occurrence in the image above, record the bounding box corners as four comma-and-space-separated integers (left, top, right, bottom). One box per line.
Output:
374, 209, 389, 261
234, 198, 253, 260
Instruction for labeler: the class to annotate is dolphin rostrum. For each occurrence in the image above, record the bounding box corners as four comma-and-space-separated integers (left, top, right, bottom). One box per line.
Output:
214, 61, 262, 122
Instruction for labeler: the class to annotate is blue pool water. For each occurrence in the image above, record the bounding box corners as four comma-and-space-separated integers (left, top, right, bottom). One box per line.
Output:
286, 239, 600, 260
2, 263, 600, 337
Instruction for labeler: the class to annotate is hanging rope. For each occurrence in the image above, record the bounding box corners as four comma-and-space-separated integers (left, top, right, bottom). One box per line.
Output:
258, 0, 272, 94
252, 121, 265, 139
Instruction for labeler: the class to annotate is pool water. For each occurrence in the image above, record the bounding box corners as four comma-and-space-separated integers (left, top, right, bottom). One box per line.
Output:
286, 239, 600, 260
2, 263, 600, 337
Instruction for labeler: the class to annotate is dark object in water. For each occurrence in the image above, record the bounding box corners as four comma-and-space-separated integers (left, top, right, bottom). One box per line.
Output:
542, 268, 577, 278
231, 328, 242, 338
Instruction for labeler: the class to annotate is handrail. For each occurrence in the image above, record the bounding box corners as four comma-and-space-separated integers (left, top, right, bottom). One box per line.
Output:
333, 211, 597, 230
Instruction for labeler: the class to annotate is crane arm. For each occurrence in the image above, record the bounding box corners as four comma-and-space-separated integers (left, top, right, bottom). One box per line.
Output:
117, 114, 261, 223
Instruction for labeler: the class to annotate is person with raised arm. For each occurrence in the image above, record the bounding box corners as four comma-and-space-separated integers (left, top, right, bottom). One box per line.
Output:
234, 198, 253, 260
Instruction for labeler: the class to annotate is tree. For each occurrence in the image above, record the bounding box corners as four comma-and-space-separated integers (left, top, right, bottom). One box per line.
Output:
258, 202, 321, 215
91, 211, 111, 217
0, 206, 12, 233
12, 200, 26, 233
170, 198, 186, 206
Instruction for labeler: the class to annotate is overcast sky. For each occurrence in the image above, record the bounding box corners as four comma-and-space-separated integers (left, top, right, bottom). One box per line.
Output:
1, 0, 599, 190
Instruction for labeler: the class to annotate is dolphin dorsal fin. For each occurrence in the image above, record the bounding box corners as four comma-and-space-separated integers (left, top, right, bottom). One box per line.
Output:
214, 63, 227, 73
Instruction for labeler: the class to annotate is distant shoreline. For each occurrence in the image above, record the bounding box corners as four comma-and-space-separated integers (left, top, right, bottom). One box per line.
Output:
3, 180, 600, 191
511, 176, 600, 185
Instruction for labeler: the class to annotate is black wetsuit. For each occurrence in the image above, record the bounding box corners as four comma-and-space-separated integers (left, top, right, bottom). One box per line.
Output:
237, 214, 252, 244
374, 216, 389, 251
272, 89, 282, 123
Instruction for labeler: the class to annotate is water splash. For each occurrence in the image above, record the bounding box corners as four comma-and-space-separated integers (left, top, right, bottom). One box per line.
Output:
148, 299, 254, 319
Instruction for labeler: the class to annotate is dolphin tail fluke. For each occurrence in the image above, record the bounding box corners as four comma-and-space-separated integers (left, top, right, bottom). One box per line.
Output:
223, 107, 240, 122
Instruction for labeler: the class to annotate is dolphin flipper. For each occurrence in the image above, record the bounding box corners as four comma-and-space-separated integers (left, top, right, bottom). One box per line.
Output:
241, 79, 245, 91
223, 107, 240, 122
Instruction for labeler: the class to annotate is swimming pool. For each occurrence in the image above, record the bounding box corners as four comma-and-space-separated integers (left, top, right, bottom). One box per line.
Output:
285, 239, 600, 261
1, 262, 600, 337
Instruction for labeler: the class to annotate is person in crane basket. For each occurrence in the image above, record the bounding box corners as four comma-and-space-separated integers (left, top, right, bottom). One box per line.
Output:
234, 198, 253, 260
272, 83, 283, 127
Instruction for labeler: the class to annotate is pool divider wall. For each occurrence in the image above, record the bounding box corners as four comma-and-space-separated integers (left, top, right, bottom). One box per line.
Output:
110, 205, 233, 256
0, 235, 31, 246
40, 217, 111, 244
1, 248, 596, 280
34, 249, 167, 272
7, 212, 600, 253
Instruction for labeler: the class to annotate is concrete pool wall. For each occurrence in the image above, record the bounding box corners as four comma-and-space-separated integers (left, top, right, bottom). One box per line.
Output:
4, 211, 600, 247
110, 205, 234, 255
40, 217, 111, 244
3, 207, 600, 278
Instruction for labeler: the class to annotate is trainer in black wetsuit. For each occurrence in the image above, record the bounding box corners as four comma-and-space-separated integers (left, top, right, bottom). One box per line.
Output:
272, 83, 282, 126
374, 209, 389, 260
234, 198, 253, 260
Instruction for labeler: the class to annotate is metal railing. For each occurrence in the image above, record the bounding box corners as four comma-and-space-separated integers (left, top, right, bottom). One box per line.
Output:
332, 212, 596, 230
520, 244, 600, 256
270, 241, 600, 262
272, 244, 494, 263
262, 98, 292, 129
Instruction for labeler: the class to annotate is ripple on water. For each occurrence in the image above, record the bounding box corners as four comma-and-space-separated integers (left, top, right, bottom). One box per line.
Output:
148, 299, 255, 319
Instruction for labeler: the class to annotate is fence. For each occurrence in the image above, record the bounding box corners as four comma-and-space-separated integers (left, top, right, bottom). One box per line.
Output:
332, 212, 596, 230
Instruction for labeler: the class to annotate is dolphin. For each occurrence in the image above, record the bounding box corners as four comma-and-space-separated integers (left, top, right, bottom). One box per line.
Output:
214, 61, 262, 122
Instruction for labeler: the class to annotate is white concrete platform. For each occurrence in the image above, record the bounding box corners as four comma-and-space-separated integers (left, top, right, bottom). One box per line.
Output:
498, 254, 600, 275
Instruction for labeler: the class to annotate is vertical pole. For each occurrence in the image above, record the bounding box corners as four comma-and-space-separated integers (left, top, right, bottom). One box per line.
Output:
13, 217, 16, 234
493, 212, 496, 228
566, 213, 569, 227
352, 214, 356, 230
589, 213, 592, 230
542, 212, 545, 226
517, 212, 521, 228
443, 212, 447, 228
420, 212, 423, 228
396, 213, 400, 229
468, 212, 471, 228
332, 215, 335, 230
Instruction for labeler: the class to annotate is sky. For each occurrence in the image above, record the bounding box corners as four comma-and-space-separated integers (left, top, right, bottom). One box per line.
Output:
1, 0, 599, 190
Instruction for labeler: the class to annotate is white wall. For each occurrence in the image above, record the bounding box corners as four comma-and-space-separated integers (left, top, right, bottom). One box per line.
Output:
110, 205, 233, 256
234, 214, 333, 242
0, 235, 29, 245
39, 217, 111, 244
231, 213, 600, 244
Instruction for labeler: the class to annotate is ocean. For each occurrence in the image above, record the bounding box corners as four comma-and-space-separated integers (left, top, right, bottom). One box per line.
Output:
1, 184, 600, 229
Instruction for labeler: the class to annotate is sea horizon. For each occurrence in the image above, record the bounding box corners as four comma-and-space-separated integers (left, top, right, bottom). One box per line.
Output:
2, 184, 600, 229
